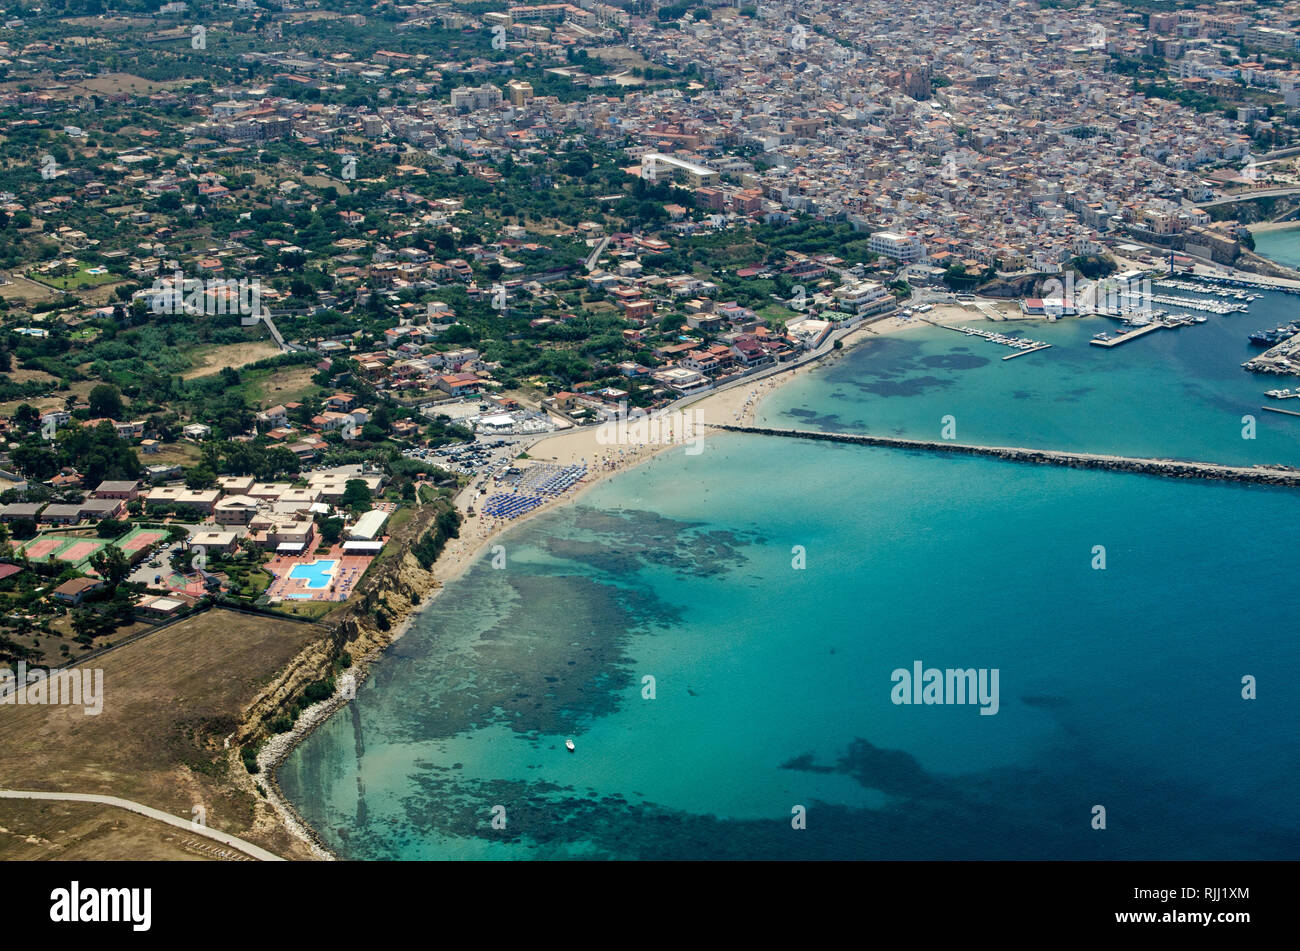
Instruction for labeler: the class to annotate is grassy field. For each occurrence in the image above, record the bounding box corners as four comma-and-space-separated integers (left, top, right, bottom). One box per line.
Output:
28, 262, 121, 291
181, 340, 283, 380
143, 440, 202, 467
232, 362, 322, 408
0, 799, 220, 861
0, 607, 322, 860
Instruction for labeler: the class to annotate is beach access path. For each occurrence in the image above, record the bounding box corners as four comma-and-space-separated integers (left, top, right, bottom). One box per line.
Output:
0, 789, 286, 861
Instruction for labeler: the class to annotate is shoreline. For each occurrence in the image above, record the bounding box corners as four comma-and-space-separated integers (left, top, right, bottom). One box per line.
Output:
250, 302, 1015, 858
251, 310, 922, 858
1247, 220, 1300, 235
251, 275, 1293, 857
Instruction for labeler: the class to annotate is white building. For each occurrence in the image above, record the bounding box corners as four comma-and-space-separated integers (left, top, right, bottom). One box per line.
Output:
347, 509, 390, 541
641, 153, 720, 188
831, 280, 892, 316
869, 231, 926, 263
450, 84, 503, 111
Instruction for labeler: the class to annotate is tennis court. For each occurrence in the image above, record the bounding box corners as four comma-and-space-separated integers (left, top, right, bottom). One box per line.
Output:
58, 540, 104, 563
19, 526, 164, 567
118, 527, 168, 555
21, 537, 66, 560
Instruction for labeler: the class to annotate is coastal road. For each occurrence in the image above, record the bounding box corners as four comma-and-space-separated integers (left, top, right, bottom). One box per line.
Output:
1196, 186, 1300, 208
0, 790, 286, 861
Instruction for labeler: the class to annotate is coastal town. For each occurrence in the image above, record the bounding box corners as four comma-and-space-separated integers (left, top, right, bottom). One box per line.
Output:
0, 0, 1296, 879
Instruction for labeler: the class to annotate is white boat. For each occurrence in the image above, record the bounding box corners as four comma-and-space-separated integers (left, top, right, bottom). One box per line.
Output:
565, 738, 575, 752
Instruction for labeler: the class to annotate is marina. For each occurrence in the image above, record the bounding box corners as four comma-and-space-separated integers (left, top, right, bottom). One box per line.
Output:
1243, 329, 1300, 376
1089, 322, 1165, 347
946, 324, 1050, 354
1154, 278, 1260, 302
1249, 323, 1300, 347
1167, 271, 1300, 297
1148, 293, 1248, 314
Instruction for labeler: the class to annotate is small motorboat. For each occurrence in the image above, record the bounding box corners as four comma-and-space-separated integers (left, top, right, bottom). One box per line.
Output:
565, 738, 575, 752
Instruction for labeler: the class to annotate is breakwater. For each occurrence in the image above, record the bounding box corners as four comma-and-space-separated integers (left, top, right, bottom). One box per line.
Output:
712, 425, 1300, 487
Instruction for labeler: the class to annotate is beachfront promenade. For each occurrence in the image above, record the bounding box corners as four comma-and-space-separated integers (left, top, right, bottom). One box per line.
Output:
712, 425, 1300, 487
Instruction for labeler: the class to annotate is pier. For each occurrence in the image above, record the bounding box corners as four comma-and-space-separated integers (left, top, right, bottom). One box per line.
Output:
1089, 322, 1164, 348
709, 425, 1300, 487
1243, 329, 1300, 376
1172, 272, 1300, 296
1002, 343, 1051, 360
1149, 294, 1247, 314
1261, 405, 1300, 418
936, 323, 1050, 354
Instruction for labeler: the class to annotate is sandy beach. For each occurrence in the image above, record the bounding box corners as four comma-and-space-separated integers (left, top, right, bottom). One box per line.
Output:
427, 303, 1016, 588
1247, 220, 1300, 234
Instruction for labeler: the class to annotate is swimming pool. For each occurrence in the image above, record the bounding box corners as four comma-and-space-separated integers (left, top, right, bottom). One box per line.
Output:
288, 559, 337, 589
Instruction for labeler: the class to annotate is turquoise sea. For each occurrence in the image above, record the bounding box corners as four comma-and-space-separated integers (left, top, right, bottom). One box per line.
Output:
280, 284, 1300, 860
760, 291, 1300, 466
1253, 225, 1300, 271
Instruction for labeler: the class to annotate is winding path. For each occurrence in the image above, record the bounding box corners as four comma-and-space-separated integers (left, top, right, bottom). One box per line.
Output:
0, 790, 285, 861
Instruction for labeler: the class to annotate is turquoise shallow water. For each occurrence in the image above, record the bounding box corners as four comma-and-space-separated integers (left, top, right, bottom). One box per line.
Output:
279, 281, 1300, 860
1253, 225, 1300, 271
759, 289, 1300, 466
280, 433, 1300, 859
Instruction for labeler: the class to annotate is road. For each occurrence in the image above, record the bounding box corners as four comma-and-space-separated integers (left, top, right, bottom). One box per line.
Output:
0, 789, 285, 861
1196, 186, 1300, 208
584, 235, 611, 272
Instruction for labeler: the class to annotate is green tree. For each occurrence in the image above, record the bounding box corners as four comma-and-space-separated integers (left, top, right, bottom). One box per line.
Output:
341, 479, 371, 513
317, 516, 344, 546
89, 545, 131, 592
88, 384, 125, 419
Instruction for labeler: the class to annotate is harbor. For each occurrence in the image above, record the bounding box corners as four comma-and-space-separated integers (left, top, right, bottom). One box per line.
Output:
1243, 329, 1300, 376
1089, 321, 1165, 348
1249, 322, 1300, 347
1154, 278, 1260, 302
941, 323, 1051, 355
1148, 293, 1248, 314
1167, 271, 1300, 297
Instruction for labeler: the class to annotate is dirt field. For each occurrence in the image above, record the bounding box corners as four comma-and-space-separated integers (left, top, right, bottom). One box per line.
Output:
590, 46, 654, 70
143, 441, 201, 468
182, 340, 283, 379
246, 363, 320, 408
0, 380, 94, 420
0, 799, 219, 861
0, 275, 63, 303
0, 608, 323, 860
72, 73, 193, 97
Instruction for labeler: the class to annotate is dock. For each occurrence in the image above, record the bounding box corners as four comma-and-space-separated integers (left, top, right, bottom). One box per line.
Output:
1244, 329, 1300, 376
1089, 322, 1164, 347
1003, 343, 1051, 360
1262, 405, 1300, 418
942, 324, 1050, 354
